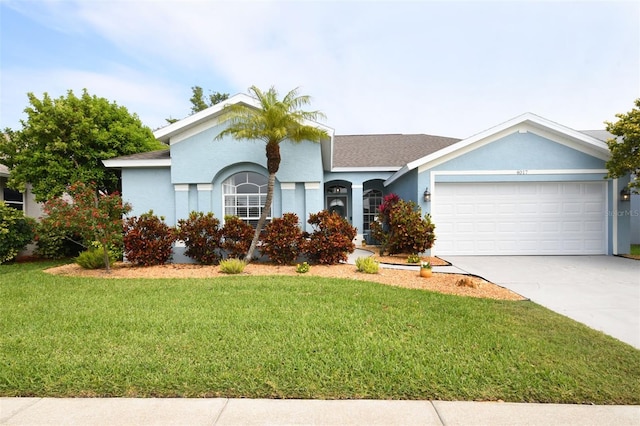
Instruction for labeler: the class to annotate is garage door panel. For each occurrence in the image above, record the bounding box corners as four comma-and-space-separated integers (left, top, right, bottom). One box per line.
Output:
434, 182, 606, 255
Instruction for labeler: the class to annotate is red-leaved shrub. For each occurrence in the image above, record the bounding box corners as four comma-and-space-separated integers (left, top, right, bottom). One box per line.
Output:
123, 210, 176, 266
260, 213, 303, 265
303, 210, 356, 264
176, 211, 223, 264
221, 216, 254, 259
370, 194, 436, 255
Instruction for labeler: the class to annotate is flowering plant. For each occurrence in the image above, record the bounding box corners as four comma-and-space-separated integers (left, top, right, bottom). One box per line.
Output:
421, 261, 432, 269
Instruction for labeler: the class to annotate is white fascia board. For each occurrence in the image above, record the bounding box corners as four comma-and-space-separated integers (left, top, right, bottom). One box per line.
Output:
155, 93, 334, 145
385, 112, 611, 186
103, 159, 171, 168
153, 93, 259, 143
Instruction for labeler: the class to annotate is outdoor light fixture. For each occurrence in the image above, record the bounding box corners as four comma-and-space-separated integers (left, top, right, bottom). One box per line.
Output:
620, 188, 631, 202
423, 188, 431, 202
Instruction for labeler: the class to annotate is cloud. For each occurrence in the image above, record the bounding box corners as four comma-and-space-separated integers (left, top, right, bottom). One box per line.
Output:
2, 0, 638, 137
1, 65, 188, 130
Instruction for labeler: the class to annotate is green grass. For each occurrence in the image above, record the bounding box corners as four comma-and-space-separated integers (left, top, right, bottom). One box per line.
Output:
631, 244, 640, 256
1, 261, 639, 404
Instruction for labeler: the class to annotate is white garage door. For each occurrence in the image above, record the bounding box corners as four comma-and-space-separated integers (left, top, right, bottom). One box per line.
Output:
433, 182, 606, 255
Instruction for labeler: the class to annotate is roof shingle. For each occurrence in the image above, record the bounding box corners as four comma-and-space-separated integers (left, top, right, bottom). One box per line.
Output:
332, 134, 461, 168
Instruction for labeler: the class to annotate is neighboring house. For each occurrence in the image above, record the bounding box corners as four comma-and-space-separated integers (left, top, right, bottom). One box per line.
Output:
0, 164, 43, 219
103, 93, 636, 258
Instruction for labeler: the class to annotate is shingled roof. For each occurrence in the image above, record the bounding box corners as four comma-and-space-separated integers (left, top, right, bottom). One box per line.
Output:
109, 149, 170, 161
332, 134, 461, 168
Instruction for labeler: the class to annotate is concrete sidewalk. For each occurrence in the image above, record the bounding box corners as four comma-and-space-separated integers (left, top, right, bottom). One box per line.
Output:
2, 398, 639, 425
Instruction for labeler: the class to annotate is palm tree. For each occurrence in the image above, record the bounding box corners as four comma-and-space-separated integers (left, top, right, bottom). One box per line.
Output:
216, 86, 329, 262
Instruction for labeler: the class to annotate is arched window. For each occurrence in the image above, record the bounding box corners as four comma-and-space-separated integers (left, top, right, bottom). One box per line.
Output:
223, 172, 269, 227
363, 189, 383, 240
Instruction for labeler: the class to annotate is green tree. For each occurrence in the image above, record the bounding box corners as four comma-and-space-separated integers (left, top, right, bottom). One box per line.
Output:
43, 181, 131, 272
1, 89, 166, 202
606, 99, 640, 192
166, 86, 230, 124
190, 86, 229, 113
216, 86, 329, 262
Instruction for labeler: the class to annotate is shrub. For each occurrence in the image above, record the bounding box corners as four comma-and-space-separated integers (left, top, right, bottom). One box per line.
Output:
221, 216, 254, 259
35, 218, 84, 259
303, 210, 356, 265
407, 254, 421, 264
76, 246, 115, 270
123, 210, 176, 266
296, 261, 310, 273
260, 213, 303, 265
370, 194, 436, 255
176, 211, 223, 264
355, 256, 379, 274
219, 258, 246, 274
0, 202, 35, 263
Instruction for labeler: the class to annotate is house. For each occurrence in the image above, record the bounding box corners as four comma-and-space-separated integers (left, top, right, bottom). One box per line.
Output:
0, 164, 43, 218
103, 93, 636, 259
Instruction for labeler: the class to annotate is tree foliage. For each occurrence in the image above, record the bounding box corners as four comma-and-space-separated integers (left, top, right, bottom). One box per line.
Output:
166, 86, 229, 123
215, 85, 329, 262
1, 89, 165, 201
0, 203, 35, 264
42, 181, 131, 272
606, 98, 640, 192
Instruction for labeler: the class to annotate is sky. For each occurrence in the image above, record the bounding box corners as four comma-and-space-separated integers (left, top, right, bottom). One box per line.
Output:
1, 0, 638, 139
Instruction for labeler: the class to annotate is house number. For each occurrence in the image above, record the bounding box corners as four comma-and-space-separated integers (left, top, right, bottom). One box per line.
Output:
516, 170, 528, 175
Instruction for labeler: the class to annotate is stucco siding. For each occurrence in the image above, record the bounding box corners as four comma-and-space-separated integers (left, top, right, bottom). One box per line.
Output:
631, 193, 640, 245
170, 123, 324, 185
386, 168, 418, 204
428, 131, 606, 172
122, 168, 175, 225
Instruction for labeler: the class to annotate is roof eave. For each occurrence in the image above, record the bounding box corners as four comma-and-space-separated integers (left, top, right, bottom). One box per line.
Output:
103, 159, 171, 168
386, 113, 611, 184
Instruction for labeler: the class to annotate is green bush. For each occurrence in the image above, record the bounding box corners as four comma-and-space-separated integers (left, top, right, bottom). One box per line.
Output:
260, 213, 303, 265
407, 254, 421, 264
123, 210, 176, 266
35, 218, 84, 259
176, 211, 223, 264
296, 262, 310, 273
303, 210, 356, 265
355, 256, 379, 274
370, 194, 436, 255
76, 247, 114, 269
221, 216, 254, 259
0, 202, 35, 263
219, 258, 246, 274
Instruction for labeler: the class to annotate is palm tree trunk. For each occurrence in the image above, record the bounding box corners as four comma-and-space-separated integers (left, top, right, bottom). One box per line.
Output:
244, 172, 276, 263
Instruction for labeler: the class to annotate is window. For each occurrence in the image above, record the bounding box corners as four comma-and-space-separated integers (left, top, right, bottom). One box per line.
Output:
3, 188, 24, 211
223, 172, 270, 227
363, 189, 383, 240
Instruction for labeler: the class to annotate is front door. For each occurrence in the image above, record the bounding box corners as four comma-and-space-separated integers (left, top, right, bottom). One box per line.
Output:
327, 195, 348, 220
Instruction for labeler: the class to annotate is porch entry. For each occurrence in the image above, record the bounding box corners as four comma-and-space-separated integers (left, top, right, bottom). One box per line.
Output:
326, 184, 348, 220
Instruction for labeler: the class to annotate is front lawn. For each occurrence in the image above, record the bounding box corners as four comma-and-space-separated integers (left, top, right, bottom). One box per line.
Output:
1, 261, 639, 404
631, 244, 640, 256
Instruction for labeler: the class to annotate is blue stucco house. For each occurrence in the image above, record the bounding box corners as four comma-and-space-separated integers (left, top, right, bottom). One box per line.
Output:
104, 93, 635, 258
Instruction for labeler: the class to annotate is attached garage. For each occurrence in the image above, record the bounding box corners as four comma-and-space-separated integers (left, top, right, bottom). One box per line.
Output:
433, 181, 607, 255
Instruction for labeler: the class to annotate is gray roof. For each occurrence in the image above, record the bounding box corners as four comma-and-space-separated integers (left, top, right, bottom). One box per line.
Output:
332, 134, 461, 168
109, 149, 170, 161
580, 130, 615, 142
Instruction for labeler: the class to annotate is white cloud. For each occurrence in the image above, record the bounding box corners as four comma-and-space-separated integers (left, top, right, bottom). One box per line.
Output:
2, 0, 638, 137
1, 66, 188, 130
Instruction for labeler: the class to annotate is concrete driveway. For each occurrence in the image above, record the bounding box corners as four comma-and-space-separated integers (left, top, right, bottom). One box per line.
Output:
441, 256, 640, 349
